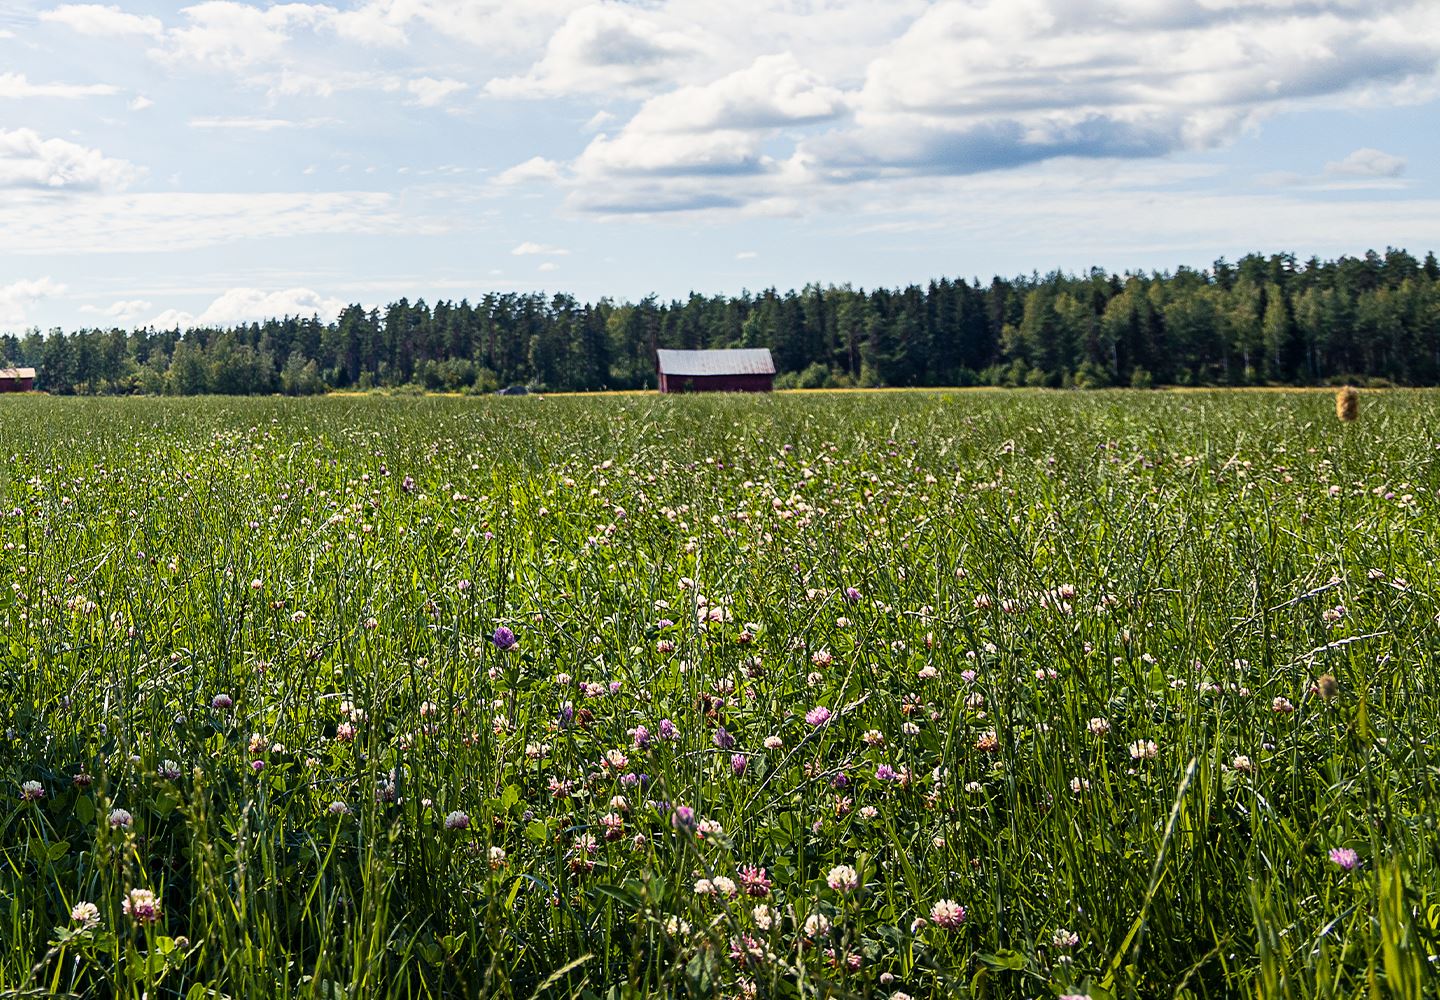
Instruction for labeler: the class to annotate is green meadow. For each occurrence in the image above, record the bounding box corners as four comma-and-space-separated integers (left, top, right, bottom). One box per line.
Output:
1, 390, 1438, 999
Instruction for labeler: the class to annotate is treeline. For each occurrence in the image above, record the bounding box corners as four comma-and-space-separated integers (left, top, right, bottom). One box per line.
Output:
5, 248, 1440, 395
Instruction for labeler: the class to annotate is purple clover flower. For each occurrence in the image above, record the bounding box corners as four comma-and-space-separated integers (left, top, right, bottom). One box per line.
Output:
671, 805, 697, 832
806, 705, 832, 728
1329, 847, 1359, 871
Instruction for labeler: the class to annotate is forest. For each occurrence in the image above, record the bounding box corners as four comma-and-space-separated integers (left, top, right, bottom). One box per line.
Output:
4, 248, 1439, 394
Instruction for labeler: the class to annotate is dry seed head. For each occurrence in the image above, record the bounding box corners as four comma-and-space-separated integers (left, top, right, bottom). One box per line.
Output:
1335, 386, 1359, 423
1316, 673, 1340, 702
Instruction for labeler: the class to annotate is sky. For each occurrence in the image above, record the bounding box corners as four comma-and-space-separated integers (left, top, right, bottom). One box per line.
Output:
1, 0, 1439, 334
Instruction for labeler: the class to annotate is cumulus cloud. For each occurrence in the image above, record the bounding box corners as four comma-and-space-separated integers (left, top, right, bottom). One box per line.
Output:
40, 3, 164, 37
150, 287, 347, 330
1326, 147, 1408, 178
0, 72, 119, 99
570, 52, 847, 199
0, 278, 65, 328
495, 156, 564, 185
406, 76, 467, 107
151, 1, 332, 70
328, 3, 411, 47
550, 0, 1440, 214
584, 110, 616, 132
331, 0, 586, 55
631, 53, 847, 134
81, 298, 153, 324
812, 0, 1440, 179
511, 242, 569, 256
0, 128, 138, 191
487, 4, 702, 98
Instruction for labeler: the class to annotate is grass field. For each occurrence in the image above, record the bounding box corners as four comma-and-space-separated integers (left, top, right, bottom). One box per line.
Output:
2, 390, 1439, 999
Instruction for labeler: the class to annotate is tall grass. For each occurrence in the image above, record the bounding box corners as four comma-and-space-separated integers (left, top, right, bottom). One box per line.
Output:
1, 390, 1438, 998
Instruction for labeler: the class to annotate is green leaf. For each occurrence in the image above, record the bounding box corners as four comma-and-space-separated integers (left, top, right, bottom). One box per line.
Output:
977, 949, 1026, 971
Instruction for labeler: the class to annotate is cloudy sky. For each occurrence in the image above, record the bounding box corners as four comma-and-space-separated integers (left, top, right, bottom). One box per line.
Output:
2, 0, 1438, 332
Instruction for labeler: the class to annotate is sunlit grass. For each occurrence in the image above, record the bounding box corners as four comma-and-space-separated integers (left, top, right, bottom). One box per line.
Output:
1, 390, 1437, 999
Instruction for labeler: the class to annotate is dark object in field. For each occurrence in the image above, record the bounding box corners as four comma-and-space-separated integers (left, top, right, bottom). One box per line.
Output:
498, 385, 530, 396
656, 349, 775, 393
0, 366, 36, 392
1335, 386, 1359, 422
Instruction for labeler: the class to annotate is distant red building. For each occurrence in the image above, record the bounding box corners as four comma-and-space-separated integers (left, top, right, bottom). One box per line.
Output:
0, 367, 35, 393
656, 349, 775, 393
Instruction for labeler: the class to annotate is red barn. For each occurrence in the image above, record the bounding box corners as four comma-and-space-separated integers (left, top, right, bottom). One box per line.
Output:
656, 349, 775, 394
0, 367, 35, 393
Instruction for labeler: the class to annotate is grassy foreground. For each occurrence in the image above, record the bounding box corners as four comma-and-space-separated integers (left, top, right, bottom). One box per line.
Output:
1, 390, 1438, 999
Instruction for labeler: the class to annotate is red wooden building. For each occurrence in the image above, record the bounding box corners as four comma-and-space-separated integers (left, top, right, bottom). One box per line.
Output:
0, 367, 35, 393
656, 349, 775, 393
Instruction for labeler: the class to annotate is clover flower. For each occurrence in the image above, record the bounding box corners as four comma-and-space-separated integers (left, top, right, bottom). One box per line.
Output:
929, 899, 966, 929
122, 888, 162, 925
826, 864, 859, 893
70, 902, 101, 929
1330, 847, 1359, 871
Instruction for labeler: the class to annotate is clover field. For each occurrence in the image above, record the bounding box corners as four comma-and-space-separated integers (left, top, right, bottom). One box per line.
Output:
2, 390, 1439, 999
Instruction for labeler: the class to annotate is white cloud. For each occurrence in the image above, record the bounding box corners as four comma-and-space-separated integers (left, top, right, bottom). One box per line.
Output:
511, 241, 570, 256
0, 72, 119, 99
407, 76, 467, 107
487, 4, 702, 98
584, 110, 615, 132
0, 128, 138, 191
128, 95, 154, 111
0, 278, 66, 328
537, 261, 559, 272
40, 4, 164, 37
631, 53, 847, 134
0, 190, 414, 254
495, 156, 563, 185
540, 0, 1440, 216
736, 250, 758, 259
1326, 147, 1407, 178
81, 298, 153, 324
189, 117, 305, 131
152, 1, 332, 71
329, 0, 587, 54
814, 0, 1440, 180
569, 53, 847, 192
150, 287, 347, 329
328, 4, 410, 47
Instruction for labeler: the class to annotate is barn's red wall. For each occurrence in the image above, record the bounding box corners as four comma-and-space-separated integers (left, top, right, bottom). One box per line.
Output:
658, 373, 773, 393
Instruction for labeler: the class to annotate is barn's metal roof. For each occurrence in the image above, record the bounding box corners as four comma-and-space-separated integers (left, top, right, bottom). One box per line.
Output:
656, 349, 775, 377
0, 367, 35, 379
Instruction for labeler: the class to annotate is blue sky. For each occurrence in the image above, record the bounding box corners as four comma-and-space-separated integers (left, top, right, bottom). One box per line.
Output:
2, 0, 1438, 333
